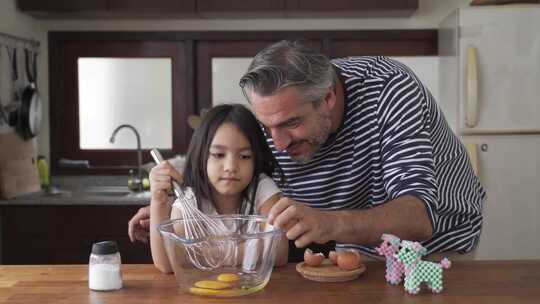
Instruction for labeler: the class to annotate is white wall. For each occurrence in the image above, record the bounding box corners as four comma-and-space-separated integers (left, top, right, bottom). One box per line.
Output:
1, 0, 472, 160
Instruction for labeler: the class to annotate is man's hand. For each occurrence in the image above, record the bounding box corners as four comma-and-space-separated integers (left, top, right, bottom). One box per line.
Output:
267, 195, 433, 248
128, 205, 151, 243
268, 197, 334, 248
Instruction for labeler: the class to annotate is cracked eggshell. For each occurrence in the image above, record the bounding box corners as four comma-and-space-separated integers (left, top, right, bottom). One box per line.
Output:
329, 250, 338, 265
304, 248, 325, 267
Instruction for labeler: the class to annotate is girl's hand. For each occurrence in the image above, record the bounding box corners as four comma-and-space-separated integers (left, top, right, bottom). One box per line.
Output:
149, 161, 183, 206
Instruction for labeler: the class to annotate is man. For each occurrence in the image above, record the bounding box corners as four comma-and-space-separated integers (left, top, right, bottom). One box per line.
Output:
130, 40, 485, 258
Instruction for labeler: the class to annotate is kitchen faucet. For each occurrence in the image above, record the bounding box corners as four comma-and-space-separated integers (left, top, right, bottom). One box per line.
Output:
109, 124, 143, 191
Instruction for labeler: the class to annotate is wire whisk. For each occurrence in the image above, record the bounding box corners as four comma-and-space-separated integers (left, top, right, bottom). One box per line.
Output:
150, 149, 233, 270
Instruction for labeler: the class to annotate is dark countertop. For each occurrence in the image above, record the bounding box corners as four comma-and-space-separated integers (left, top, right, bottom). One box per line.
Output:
0, 193, 149, 206
0, 175, 150, 206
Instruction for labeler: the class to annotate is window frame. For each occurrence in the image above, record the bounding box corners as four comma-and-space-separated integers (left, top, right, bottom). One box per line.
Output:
49, 35, 194, 174
48, 30, 436, 175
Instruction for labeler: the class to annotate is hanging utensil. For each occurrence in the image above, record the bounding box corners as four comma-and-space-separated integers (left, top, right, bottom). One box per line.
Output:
7, 47, 42, 140
6, 46, 20, 105
5, 46, 22, 126
0, 47, 9, 126
19, 49, 42, 139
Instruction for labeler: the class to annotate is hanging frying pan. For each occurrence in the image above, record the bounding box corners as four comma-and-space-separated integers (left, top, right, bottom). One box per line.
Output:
20, 49, 42, 139
8, 48, 42, 140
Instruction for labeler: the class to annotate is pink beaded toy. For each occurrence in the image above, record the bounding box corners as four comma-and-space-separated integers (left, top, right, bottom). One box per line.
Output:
394, 241, 452, 294
375, 234, 405, 284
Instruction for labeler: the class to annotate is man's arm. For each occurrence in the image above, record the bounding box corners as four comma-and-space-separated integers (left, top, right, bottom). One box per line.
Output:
128, 205, 151, 243
268, 194, 433, 248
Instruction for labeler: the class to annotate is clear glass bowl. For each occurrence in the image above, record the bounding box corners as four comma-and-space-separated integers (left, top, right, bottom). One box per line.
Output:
158, 215, 282, 297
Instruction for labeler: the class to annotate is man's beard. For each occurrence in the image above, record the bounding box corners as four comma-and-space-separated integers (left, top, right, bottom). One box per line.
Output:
289, 113, 332, 163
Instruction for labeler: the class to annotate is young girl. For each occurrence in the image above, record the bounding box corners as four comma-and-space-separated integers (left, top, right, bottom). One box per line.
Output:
149, 104, 288, 273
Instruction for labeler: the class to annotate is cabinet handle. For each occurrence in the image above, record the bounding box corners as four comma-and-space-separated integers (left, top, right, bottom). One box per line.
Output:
465, 46, 479, 128
465, 143, 479, 176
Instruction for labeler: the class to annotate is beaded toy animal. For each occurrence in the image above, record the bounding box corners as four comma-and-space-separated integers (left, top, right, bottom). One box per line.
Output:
395, 241, 451, 294
374, 234, 405, 284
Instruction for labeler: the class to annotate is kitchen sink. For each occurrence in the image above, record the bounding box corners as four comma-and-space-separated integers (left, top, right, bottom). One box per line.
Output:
82, 186, 151, 199
83, 186, 133, 197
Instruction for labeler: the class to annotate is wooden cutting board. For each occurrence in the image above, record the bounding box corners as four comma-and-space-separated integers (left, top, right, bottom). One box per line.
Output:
0, 132, 41, 199
296, 259, 366, 282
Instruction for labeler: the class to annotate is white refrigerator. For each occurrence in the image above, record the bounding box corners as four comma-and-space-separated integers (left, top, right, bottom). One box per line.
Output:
439, 6, 540, 260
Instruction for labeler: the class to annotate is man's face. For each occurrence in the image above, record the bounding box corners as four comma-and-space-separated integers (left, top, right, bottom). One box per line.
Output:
250, 87, 333, 163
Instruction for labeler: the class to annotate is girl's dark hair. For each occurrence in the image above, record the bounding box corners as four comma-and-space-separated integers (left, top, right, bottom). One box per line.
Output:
182, 104, 283, 215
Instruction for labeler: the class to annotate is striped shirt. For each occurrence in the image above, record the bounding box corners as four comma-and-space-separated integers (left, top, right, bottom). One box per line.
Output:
269, 56, 486, 256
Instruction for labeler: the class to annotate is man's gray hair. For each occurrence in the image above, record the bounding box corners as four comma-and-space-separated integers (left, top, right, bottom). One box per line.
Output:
239, 40, 337, 105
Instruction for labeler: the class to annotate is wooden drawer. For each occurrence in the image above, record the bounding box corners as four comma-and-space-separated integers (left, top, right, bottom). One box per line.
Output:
0, 205, 152, 264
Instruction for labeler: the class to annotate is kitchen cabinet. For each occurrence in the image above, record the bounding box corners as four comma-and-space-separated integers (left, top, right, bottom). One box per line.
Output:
198, 0, 284, 11
325, 31, 437, 58
197, 0, 418, 17
286, 0, 418, 17
17, 0, 417, 18
198, 0, 285, 16
17, 0, 196, 17
108, 0, 196, 14
0, 205, 152, 264
17, 0, 107, 12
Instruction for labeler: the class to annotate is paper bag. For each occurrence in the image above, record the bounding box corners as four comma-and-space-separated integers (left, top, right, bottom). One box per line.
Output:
0, 132, 41, 199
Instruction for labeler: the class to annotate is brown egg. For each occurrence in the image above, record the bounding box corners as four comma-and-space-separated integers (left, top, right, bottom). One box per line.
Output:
329, 250, 338, 265
336, 250, 363, 271
304, 248, 325, 267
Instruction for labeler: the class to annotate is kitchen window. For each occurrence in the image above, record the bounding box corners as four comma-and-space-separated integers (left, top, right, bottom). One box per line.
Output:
49, 38, 193, 174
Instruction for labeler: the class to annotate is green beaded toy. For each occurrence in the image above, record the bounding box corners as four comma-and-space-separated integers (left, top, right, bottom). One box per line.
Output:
394, 241, 451, 294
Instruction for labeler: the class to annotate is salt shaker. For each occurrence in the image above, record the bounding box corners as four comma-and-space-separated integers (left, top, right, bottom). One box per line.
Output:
89, 241, 123, 291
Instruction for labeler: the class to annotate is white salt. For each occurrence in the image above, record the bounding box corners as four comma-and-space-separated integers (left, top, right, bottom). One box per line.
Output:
89, 264, 123, 291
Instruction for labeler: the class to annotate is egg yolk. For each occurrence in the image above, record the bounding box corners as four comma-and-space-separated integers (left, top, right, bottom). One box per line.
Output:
217, 273, 240, 282
193, 280, 231, 290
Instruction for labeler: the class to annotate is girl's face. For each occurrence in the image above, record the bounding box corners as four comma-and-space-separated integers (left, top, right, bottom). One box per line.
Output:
207, 122, 255, 207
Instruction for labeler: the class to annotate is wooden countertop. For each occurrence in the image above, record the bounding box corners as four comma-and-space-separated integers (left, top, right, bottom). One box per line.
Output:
1, 261, 539, 303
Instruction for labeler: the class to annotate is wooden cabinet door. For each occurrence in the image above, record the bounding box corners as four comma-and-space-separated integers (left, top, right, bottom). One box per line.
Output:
0, 205, 152, 264
197, 0, 285, 12
109, 0, 196, 13
285, 0, 418, 17
18, 0, 196, 15
17, 0, 107, 12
